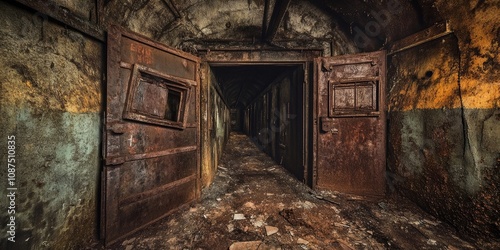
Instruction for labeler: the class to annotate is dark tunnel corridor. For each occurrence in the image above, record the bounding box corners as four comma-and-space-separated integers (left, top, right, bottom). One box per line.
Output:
210, 63, 307, 184
0, 0, 498, 249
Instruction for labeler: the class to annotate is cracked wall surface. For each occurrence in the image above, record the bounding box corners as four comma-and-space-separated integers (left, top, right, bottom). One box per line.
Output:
387, 0, 500, 245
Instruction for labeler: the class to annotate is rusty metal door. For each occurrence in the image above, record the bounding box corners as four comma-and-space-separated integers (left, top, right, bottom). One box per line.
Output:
313, 51, 386, 196
102, 26, 201, 245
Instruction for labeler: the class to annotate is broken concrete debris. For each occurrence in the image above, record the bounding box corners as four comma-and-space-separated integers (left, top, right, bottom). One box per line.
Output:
229, 241, 262, 250
297, 238, 309, 245
107, 134, 482, 249
233, 213, 246, 220
265, 226, 279, 236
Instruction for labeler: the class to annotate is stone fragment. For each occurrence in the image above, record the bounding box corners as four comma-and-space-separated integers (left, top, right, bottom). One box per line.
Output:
427, 239, 437, 245
265, 226, 279, 236
252, 219, 264, 228
244, 201, 256, 209
227, 223, 234, 232
229, 241, 263, 250
233, 213, 246, 220
297, 238, 309, 245
302, 201, 315, 209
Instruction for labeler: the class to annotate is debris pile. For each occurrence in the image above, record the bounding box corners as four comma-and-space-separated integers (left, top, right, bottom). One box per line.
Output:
110, 133, 478, 250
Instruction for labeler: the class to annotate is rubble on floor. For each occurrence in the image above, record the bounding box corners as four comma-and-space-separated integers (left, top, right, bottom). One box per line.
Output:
108, 133, 481, 250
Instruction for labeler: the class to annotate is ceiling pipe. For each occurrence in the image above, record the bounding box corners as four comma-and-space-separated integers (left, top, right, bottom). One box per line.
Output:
261, 0, 271, 42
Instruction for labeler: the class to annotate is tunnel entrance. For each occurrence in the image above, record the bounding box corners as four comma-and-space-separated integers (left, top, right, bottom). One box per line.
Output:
209, 63, 308, 184
102, 30, 387, 243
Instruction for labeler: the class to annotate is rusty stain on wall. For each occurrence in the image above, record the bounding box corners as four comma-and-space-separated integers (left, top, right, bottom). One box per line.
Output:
1, 6, 101, 114
200, 65, 230, 187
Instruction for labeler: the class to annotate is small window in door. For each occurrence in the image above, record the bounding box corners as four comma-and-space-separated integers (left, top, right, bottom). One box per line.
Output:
329, 80, 379, 116
124, 64, 191, 129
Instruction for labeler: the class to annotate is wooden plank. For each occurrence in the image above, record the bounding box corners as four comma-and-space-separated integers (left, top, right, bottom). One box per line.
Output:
388, 22, 452, 55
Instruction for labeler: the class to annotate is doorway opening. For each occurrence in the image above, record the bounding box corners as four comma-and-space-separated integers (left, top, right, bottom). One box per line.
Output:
208, 63, 309, 185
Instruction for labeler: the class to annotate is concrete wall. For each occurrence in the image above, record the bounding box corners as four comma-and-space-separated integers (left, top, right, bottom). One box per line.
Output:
387, 0, 499, 245
200, 66, 230, 187
2, 0, 497, 248
0, 2, 103, 249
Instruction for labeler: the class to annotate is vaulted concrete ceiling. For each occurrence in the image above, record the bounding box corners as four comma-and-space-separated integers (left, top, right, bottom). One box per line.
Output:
41, 0, 444, 109
24, 0, 444, 50
99, 0, 442, 51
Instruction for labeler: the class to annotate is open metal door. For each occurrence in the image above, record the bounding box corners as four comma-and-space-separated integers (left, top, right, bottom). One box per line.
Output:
102, 26, 201, 245
313, 51, 386, 196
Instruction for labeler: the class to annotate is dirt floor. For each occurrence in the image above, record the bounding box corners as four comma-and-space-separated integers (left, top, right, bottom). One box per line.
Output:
104, 133, 483, 250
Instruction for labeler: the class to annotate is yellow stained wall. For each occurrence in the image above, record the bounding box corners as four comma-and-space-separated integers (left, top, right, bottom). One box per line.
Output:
390, 0, 500, 111
387, 0, 499, 244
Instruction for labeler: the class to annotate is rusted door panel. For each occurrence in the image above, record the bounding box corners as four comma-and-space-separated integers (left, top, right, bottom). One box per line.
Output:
105, 171, 196, 239
103, 26, 201, 245
314, 51, 386, 196
105, 125, 197, 164
120, 37, 197, 80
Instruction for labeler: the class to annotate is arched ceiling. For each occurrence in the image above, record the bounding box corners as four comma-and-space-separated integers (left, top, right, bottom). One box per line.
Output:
99, 0, 444, 109
102, 0, 442, 52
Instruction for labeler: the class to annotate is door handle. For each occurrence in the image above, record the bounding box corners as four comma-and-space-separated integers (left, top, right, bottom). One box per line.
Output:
320, 117, 338, 133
